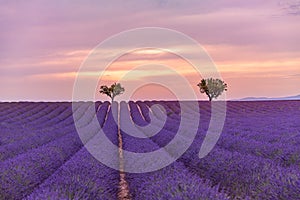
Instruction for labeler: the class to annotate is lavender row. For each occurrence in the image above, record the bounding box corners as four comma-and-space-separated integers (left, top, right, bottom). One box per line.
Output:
179, 146, 300, 199
120, 102, 231, 199
161, 101, 300, 168
0, 102, 23, 113
0, 102, 103, 161
24, 103, 67, 124
0, 126, 74, 161
0, 102, 92, 147
221, 101, 299, 145
2, 103, 49, 125
25, 103, 119, 199
144, 118, 300, 199
0, 104, 46, 130
132, 101, 300, 199
0, 103, 109, 199
0, 132, 84, 199
121, 101, 178, 153
0, 103, 75, 146
0, 103, 63, 128
216, 131, 300, 168
126, 161, 230, 200
164, 103, 300, 199
0, 102, 45, 121
26, 104, 70, 128
25, 145, 118, 199
0, 102, 33, 120
161, 101, 300, 164
121, 137, 230, 198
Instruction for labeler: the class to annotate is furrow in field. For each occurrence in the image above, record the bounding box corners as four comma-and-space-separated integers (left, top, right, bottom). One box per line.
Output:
0, 103, 88, 147
24, 103, 118, 200
119, 101, 231, 199
0, 102, 107, 162
3, 103, 49, 125
130, 101, 300, 199
0, 102, 108, 199
0, 102, 36, 120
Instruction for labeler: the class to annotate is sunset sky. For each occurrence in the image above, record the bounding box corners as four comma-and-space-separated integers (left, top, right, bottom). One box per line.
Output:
1, 0, 300, 101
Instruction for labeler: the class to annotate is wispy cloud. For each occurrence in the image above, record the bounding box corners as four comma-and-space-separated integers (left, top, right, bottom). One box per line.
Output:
279, 0, 300, 15
1, 0, 300, 100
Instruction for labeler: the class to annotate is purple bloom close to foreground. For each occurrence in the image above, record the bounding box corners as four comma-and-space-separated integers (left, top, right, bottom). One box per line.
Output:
0, 100, 299, 199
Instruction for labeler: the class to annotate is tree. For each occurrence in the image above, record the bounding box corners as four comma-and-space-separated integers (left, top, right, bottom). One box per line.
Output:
99, 83, 125, 103
197, 78, 227, 101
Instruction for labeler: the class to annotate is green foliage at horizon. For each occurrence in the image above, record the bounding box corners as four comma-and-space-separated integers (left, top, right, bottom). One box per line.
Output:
99, 82, 125, 102
197, 78, 227, 101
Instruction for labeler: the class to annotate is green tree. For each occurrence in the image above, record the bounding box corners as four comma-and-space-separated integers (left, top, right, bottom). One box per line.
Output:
197, 78, 227, 101
99, 83, 125, 103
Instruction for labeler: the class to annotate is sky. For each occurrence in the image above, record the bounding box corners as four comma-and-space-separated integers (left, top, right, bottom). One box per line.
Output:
0, 0, 300, 101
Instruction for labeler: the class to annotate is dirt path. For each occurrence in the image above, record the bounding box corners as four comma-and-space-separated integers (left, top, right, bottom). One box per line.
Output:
117, 105, 131, 200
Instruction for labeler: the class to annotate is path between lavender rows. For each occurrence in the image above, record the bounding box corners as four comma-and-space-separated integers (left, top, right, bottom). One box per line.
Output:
0, 101, 299, 199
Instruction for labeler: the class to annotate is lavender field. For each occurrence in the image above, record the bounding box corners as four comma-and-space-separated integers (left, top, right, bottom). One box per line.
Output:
0, 100, 299, 200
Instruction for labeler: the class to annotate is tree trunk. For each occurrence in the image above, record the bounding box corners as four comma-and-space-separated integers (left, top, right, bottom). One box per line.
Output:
209, 96, 212, 101
96, 104, 101, 113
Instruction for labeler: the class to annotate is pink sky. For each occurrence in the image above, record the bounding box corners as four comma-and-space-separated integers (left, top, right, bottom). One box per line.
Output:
0, 0, 300, 101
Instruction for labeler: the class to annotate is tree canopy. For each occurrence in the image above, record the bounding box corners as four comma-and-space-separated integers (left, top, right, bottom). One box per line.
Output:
99, 83, 125, 102
197, 78, 227, 101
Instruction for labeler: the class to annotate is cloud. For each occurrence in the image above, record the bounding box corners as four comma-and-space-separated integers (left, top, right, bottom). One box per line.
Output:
281, 73, 300, 78
279, 0, 300, 15
1, 0, 300, 100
